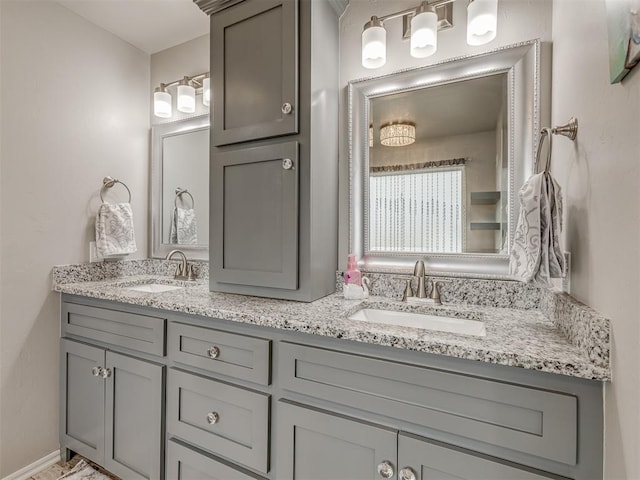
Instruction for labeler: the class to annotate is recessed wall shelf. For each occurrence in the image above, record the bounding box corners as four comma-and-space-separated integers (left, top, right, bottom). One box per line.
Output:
470, 191, 501, 205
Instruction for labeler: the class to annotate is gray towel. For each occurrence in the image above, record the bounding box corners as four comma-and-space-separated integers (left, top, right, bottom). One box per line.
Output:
509, 172, 565, 286
169, 206, 198, 245
95, 203, 137, 257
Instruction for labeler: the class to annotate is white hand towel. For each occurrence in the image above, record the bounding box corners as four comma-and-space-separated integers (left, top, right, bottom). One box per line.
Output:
95, 202, 137, 257
169, 206, 198, 245
510, 172, 565, 286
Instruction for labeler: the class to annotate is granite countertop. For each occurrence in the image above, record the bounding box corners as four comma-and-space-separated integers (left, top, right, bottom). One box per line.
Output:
52, 271, 611, 381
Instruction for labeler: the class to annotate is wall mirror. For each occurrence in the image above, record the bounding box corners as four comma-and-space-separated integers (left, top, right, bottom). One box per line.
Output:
151, 115, 209, 260
349, 40, 544, 277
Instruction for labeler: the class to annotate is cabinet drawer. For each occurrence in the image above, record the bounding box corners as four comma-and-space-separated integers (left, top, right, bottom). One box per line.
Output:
168, 322, 271, 385
166, 439, 265, 480
279, 343, 577, 466
167, 369, 270, 473
62, 302, 165, 356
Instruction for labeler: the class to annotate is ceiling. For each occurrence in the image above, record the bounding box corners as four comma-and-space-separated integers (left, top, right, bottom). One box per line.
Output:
370, 73, 507, 141
57, 0, 210, 54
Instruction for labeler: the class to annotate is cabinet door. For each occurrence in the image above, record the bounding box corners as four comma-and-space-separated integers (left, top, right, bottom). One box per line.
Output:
397, 434, 563, 480
212, 141, 299, 290
60, 339, 105, 464
212, 0, 298, 145
277, 401, 397, 480
104, 351, 164, 480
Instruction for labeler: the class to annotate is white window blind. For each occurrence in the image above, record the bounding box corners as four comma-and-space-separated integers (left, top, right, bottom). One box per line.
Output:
369, 167, 464, 253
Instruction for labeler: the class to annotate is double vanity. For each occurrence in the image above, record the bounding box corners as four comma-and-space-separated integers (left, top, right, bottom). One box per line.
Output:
54, 260, 609, 480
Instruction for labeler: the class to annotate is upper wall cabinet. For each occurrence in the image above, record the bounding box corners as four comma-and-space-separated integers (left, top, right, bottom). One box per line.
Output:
211, 0, 298, 146
206, 0, 343, 302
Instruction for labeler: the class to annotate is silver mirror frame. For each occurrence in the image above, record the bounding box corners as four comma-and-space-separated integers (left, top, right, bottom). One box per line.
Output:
349, 40, 544, 278
151, 114, 209, 260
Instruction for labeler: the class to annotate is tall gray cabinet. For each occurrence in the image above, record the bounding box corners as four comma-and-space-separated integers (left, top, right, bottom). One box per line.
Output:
199, 0, 343, 301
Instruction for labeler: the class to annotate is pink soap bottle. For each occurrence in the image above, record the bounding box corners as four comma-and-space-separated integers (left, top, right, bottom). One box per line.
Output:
344, 254, 362, 286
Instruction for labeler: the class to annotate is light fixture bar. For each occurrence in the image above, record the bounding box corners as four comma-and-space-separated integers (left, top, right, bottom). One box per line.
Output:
152, 71, 210, 119
374, 0, 454, 24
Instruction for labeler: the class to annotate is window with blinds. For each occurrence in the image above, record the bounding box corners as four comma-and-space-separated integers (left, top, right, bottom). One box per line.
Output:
368, 167, 465, 253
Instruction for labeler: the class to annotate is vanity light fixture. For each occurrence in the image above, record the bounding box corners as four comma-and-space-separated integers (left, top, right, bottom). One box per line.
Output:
361, 0, 498, 69
152, 72, 210, 119
380, 123, 416, 147
177, 77, 196, 113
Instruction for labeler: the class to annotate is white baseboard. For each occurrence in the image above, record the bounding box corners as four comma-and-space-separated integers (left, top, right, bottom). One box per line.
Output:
2, 450, 61, 480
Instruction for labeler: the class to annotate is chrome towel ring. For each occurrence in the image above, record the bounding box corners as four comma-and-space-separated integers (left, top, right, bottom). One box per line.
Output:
175, 188, 195, 209
100, 176, 132, 203
535, 117, 578, 174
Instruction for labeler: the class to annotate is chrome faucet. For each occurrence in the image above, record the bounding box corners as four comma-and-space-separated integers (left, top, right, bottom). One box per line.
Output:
165, 249, 196, 281
413, 260, 428, 298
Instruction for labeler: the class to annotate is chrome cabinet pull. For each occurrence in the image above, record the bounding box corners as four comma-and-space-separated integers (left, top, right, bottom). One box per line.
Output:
377, 461, 394, 478
91, 366, 102, 377
282, 158, 293, 170
100, 368, 112, 379
281, 102, 293, 115
206, 412, 219, 425
207, 346, 220, 359
399, 467, 417, 480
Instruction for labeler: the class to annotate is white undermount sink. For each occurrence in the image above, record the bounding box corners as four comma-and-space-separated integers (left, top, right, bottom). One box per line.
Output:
125, 283, 184, 293
348, 308, 486, 337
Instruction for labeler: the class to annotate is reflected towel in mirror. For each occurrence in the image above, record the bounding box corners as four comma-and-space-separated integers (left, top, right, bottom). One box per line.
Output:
95, 202, 137, 257
170, 207, 198, 245
510, 172, 565, 286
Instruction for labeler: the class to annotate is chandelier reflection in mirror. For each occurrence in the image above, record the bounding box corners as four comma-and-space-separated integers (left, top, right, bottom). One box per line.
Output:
361, 0, 498, 69
380, 123, 416, 147
153, 72, 210, 118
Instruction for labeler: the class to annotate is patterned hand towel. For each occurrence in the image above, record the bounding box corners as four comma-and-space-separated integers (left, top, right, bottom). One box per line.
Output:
95, 202, 137, 257
169, 206, 198, 245
509, 172, 565, 286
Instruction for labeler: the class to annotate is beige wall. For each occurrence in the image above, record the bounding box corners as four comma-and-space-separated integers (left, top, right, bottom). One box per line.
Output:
551, 1, 640, 478
338, 0, 553, 264
0, 2, 150, 476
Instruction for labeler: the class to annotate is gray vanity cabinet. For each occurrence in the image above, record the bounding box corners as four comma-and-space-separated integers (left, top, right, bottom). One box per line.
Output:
211, 142, 299, 290
211, 0, 298, 146
61, 339, 164, 480
277, 401, 398, 479
208, 0, 340, 301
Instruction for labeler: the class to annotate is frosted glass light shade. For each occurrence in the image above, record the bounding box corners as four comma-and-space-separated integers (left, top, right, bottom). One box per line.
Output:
203, 77, 211, 107
153, 90, 172, 118
411, 8, 438, 58
380, 124, 416, 147
467, 0, 498, 46
177, 83, 196, 113
362, 18, 386, 69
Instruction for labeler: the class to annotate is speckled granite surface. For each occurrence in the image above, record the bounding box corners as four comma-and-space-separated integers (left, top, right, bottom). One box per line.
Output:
53, 261, 610, 381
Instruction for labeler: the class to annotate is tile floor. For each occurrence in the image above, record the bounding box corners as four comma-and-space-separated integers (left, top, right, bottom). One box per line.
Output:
29, 456, 119, 480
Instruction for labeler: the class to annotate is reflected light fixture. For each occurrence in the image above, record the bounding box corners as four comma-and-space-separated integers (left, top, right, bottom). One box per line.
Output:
361, 0, 498, 69
380, 123, 416, 147
152, 72, 210, 119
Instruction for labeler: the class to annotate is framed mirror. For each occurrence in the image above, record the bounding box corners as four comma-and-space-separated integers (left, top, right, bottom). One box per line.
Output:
151, 115, 209, 260
349, 40, 544, 278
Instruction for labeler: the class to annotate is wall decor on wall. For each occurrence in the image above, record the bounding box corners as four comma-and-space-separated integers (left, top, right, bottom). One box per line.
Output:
605, 0, 640, 83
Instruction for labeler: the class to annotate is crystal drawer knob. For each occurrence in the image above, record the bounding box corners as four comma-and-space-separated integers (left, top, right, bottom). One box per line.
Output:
399, 467, 416, 480
101, 368, 112, 379
206, 412, 219, 425
207, 346, 220, 359
377, 461, 394, 478
281, 102, 293, 114
91, 366, 102, 377
282, 158, 293, 170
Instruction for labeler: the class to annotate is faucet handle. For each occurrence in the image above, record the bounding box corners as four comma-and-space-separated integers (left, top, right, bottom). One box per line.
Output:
402, 279, 414, 301
430, 278, 451, 304
187, 264, 197, 281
